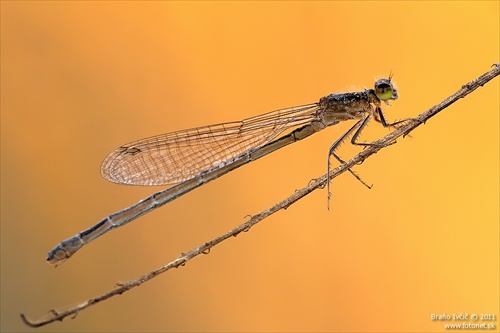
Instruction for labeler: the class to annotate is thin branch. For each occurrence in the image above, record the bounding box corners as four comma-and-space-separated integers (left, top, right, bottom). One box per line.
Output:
21, 64, 499, 328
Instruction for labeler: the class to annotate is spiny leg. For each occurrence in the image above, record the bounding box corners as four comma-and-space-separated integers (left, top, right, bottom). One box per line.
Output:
349, 111, 389, 148
330, 151, 372, 189
373, 106, 418, 138
326, 108, 413, 208
349, 106, 411, 149
327, 117, 372, 209
330, 107, 412, 199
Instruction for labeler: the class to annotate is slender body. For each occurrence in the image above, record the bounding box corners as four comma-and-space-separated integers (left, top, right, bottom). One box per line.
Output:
47, 78, 399, 265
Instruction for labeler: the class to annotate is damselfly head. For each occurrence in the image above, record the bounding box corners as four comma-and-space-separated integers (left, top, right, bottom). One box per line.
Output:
374, 76, 398, 102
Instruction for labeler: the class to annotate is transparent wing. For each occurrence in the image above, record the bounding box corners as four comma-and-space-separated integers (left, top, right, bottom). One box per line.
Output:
101, 103, 319, 185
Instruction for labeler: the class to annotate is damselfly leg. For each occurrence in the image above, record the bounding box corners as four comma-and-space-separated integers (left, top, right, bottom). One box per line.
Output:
327, 102, 412, 207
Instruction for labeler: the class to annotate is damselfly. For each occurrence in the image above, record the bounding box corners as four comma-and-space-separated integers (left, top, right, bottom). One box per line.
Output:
48, 76, 403, 265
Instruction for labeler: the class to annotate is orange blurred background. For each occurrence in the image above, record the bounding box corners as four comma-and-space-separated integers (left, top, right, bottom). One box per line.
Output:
1, 2, 498, 332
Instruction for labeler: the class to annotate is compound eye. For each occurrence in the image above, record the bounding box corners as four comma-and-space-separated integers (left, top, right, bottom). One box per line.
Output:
375, 79, 398, 101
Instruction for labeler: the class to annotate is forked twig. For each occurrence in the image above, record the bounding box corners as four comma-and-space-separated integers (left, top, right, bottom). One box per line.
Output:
21, 64, 499, 328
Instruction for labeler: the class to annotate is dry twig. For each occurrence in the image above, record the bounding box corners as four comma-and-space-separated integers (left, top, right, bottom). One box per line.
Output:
21, 64, 499, 328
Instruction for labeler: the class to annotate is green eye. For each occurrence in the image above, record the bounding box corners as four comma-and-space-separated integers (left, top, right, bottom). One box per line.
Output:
374, 78, 398, 101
